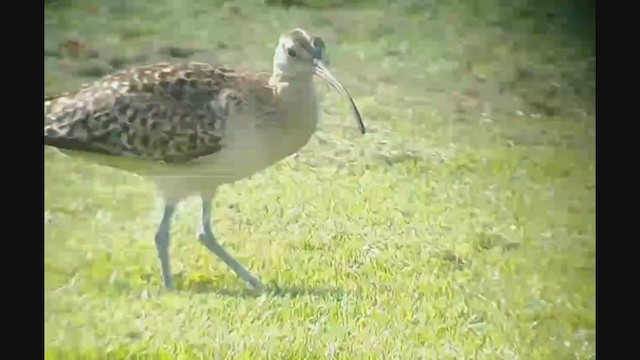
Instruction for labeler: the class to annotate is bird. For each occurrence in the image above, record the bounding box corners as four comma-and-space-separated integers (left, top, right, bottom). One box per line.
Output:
44, 28, 366, 291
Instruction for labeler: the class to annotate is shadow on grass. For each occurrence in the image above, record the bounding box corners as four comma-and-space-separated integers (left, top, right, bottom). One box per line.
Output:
182, 283, 348, 298
90, 270, 350, 298
71, 280, 347, 299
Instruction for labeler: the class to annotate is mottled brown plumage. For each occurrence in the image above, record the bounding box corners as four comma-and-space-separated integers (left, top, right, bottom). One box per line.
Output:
44, 28, 365, 291
45, 62, 274, 163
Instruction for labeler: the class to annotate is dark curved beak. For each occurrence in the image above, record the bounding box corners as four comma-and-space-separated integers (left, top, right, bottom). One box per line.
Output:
313, 59, 366, 135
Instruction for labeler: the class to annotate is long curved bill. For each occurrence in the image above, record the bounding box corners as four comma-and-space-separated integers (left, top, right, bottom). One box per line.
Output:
314, 59, 366, 135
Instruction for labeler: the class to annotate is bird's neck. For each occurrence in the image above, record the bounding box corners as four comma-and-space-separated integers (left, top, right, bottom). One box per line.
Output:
268, 70, 318, 138
268, 71, 316, 108
268, 71, 312, 90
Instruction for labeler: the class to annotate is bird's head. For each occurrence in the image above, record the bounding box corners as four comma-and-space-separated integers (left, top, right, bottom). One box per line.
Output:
273, 28, 365, 134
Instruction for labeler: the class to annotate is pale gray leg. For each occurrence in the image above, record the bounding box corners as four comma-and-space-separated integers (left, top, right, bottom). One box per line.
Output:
198, 197, 264, 290
155, 203, 176, 290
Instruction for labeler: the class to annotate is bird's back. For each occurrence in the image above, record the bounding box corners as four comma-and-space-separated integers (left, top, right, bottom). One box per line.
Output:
44, 62, 284, 176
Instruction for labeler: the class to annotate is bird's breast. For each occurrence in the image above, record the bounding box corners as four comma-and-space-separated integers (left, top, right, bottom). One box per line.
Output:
185, 88, 318, 184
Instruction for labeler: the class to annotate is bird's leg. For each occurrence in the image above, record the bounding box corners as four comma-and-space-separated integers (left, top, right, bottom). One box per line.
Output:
155, 203, 176, 290
198, 196, 264, 290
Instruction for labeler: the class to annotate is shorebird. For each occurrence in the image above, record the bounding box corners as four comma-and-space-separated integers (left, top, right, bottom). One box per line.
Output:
44, 28, 365, 291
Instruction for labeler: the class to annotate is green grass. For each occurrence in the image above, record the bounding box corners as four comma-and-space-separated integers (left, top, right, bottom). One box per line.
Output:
45, 0, 595, 358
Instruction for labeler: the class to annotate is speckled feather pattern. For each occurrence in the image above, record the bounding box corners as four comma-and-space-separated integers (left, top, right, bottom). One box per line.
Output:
44, 62, 279, 163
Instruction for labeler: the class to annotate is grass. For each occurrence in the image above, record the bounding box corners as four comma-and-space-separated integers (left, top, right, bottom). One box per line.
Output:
45, 0, 595, 358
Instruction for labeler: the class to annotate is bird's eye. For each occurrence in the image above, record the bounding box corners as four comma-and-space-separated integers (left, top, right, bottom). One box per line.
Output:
287, 49, 296, 57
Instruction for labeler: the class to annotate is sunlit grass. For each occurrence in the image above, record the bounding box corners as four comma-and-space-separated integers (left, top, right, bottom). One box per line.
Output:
45, 0, 595, 358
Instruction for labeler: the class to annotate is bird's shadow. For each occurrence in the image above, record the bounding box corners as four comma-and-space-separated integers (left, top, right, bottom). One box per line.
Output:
176, 283, 347, 299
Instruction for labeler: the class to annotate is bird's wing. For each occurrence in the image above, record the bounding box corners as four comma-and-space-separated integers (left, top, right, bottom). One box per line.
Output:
44, 62, 270, 164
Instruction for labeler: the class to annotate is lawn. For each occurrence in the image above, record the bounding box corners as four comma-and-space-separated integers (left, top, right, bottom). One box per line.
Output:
44, 0, 595, 358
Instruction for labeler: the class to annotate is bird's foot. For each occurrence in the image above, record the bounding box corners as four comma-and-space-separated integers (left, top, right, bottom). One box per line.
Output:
197, 230, 264, 292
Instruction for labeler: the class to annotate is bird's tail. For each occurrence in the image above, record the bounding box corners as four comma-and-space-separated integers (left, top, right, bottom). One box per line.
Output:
44, 91, 71, 126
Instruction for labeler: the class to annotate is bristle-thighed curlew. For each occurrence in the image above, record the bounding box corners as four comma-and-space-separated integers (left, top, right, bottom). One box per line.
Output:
44, 28, 365, 291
